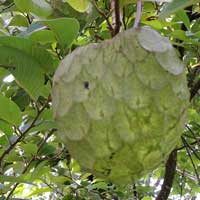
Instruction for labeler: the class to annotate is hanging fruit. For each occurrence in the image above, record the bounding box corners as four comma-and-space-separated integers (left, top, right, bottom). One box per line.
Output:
52, 26, 189, 184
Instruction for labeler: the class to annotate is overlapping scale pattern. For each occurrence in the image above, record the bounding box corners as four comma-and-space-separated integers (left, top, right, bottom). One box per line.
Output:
52, 26, 189, 184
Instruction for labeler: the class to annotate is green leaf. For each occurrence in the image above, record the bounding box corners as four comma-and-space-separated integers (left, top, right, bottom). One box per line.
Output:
28, 30, 56, 44
0, 135, 9, 145
141, 197, 152, 200
8, 15, 29, 27
0, 46, 44, 100
30, 161, 49, 181
0, 94, 22, 125
19, 23, 45, 37
170, 30, 187, 41
176, 10, 191, 31
14, 0, 53, 17
0, 120, 13, 136
50, 0, 88, 29
39, 143, 56, 156
48, 174, 72, 184
0, 175, 33, 184
0, 30, 9, 36
30, 120, 57, 132
12, 89, 31, 111
0, 36, 54, 73
21, 143, 38, 156
39, 18, 80, 49
66, 0, 90, 12
0, 68, 9, 81
159, 0, 200, 19
92, 182, 108, 190
0, 37, 55, 99
27, 187, 53, 198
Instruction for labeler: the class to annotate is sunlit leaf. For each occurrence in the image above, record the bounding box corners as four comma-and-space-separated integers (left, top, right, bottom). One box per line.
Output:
159, 0, 200, 18
28, 30, 56, 44
14, 0, 53, 17
39, 18, 80, 49
8, 15, 29, 27
0, 175, 33, 184
0, 46, 44, 100
0, 36, 55, 73
27, 187, 53, 198
0, 120, 13, 136
21, 143, 38, 156
66, 0, 90, 12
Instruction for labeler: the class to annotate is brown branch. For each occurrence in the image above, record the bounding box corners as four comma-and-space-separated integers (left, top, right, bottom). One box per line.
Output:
133, 183, 138, 199
156, 149, 177, 200
5, 129, 56, 199
91, 1, 114, 35
168, 7, 200, 198
176, 141, 198, 151
26, 13, 32, 24
0, 99, 50, 170
110, 0, 121, 36
11, 199, 29, 200
185, 125, 200, 148
190, 79, 200, 101
177, 166, 198, 182
188, 64, 200, 101
1, 2, 14, 12
181, 136, 200, 184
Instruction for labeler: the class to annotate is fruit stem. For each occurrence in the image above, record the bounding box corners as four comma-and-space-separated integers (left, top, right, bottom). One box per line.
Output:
133, 0, 142, 29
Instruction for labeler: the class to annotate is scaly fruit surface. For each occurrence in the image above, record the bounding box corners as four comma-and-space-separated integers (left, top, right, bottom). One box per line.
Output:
52, 26, 189, 184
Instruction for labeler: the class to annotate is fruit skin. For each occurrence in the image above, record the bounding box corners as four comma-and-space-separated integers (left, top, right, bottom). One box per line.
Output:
52, 26, 189, 184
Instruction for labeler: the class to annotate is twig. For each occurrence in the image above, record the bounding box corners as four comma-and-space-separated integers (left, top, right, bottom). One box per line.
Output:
190, 79, 200, 101
133, 183, 138, 199
176, 141, 198, 151
179, 169, 184, 198
11, 199, 29, 200
156, 149, 177, 200
5, 129, 56, 199
0, 99, 50, 170
182, 137, 200, 161
185, 125, 200, 148
122, 7, 127, 30
43, 179, 64, 197
26, 14, 32, 24
0, 2, 14, 13
177, 166, 197, 182
190, 12, 200, 21
181, 136, 200, 184
91, 1, 114, 35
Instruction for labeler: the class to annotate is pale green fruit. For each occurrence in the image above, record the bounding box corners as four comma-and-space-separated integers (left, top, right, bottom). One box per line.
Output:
52, 26, 189, 184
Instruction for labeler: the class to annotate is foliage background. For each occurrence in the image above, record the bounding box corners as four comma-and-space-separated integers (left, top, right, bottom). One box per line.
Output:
0, 0, 199, 199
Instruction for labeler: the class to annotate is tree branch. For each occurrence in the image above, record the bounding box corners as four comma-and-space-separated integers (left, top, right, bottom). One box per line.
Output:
91, 1, 114, 35
5, 129, 56, 199
181, 136, 200, 184
0, 2, 14, 12
156, 149, 177, 200
176, 141, 198, 151
110, 0, 121, 36
190, 78, 200, 101
0, 99, 50, 170
185, 125, 200, 148
190, 12, 200, 21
